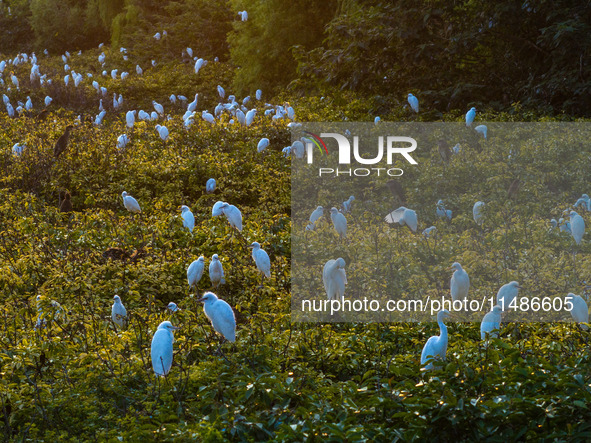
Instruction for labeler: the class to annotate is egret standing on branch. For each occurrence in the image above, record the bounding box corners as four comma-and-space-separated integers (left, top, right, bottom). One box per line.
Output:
181, 205, 195, 232
566, 293, 589, 330
121, 191, 141, 213
323, 258, 347, 300
465, 107, 476, 127
450, 262, 470, 302
407, 93, 419, 113
330, 207, 347, 239
187, 256, 205, 288
209, 254, 226, 288
570, 211, 585, 245
151, 321, 179, 377
249, 242, 271, 286
497, 281, 521, 311
199, 292, 236, 343
421, 310, 451, 370
385, 207, 417, 232
480, 305, 502, 340
111, 295, 127, 328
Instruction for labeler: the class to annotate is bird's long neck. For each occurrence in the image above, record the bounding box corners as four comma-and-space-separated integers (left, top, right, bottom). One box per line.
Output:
438, 319, 447, 341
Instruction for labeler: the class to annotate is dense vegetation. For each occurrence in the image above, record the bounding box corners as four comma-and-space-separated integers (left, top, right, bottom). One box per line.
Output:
1, 0, 591, 441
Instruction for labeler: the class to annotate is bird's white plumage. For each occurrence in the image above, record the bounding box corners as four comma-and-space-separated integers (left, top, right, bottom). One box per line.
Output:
122, 191, 141, 213
385, 207, 417, 232
181, 205, 195, 232
167, 302, 180, 313
220, 203, 242, 231
250, 242, 271, 278
187, 256, 205, 288
480, 305, 502, 340
323, 258, 347, 300
473, 201, 485, 225
111, 295, 127, 327
407, 93, 419, 113
209, 254, 225, 287
474, 124, 487, 139
566, 293, 589, 328
330, 207, 347, 238
570, 211, 585, 245
420, 310, 451, 370
496, 281, 520, 311
151, 321, 179, 376
310, 206, 323, 223
206, 178, 216, 193
200, 292, 236, 342
257, 138, 269, 152
342, 196, 355, 213
465, 107, 476, 127
450, 262, 470, 302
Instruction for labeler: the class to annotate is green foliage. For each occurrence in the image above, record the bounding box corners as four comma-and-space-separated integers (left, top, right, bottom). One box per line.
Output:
227, 0, 338, 96
0, 0, 34, 53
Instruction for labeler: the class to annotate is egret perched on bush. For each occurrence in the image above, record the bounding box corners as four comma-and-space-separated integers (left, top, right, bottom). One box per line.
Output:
121, 191, 141, 213
249, 242, 271, 285
181, 205, 195, 232
209, 254, 226, 287
257, 138, 269, 153
465, 107, 476, 127
117, 134, 129, 149
436, 200, 452, 220
151, 321, 179, 376
374, 116, 381, 125
194, 59, 205, 74
136, 65, 142, 75
153, 32, 161, 40
323, 258, 346, 300
420, 310, 451, 370
570, 211, 585, 245
422, 226, 436, 238
219, 203, 242, 231
407, 93, 419, 113
497, 281, 521, 311
212, 201, 225, 217
450, 262, 470, 302
330, 207, 347, 239
238, 10, 248, 21
310, 206, 323, 223
188, 93, 199, 112
206, 178, 216, 193
256, 89, 262, 101
199, 292, 236, 342
574, 194, 590, 211
475, 124, 488, 140
155, 125, 169, 141
565, 293, 589, 329
167, 302, 180, 313
342, 196, 355, 213
202, 111, 215, 123
125, 110, 135, 128
153, 101, 164, 116
385, 207, 417, 232
217, 85, 225, 99
291, 140, 305, 158
473, 201, 485, 225
111, 295, 127, 328
480, 305, 502, 340
188, 256, 205, 288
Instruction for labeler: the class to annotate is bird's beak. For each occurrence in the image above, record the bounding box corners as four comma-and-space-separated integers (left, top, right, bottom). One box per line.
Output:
247, 245, 253, 248
171, 326, 180, 330
517, 285, 523, 289
198, 297, 206, 302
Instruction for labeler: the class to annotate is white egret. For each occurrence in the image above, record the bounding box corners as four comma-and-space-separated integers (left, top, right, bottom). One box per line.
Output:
187, 256, 205, 288
574, 194, 591, 211
206, 178, 216, 194
126, 110, 135, 128
407, 93, 419, 113
154, 32, 161, 40
181, 205, 195, 232
436, 200, 452, 220
167, 302, 180, 313
420, 310, 451, 370
342, 196, 355, 213
257, 138, 269, 152
212, 201, 225, 217
155, 125, 169, 141
473, 201, 485, 225
310, 206, 323, 223
249, 242, 271, 284
323, 258, 346, 300
188, 93, 199, 112
136, 65, 143, 75
111, 69, 117, 79
570, 211, 585, 245
220, 203, 242, 231
496, 281, 521, 311
117, 134, 129, 149
153, 101, 164, 116
422, 226, 437, 238
291, 140, 305, 158
450, 262, 470, 302
480, 305, 502, 340
245, 109, 256, 126
202, 111, 215, 123
239, 10, 248, 21
465, 107, 476, 127
151, 321, 179, 376
217, 85, 225, 98
199, 292, 236, 342
209, 254, 226, 288
121, 191, 141, 213
256, 89, 262, 101
566, 293, 589, 329
385, 207, 418, 232
330, 207, 347, 238
374, 116, 380, 125
474, 124, 488, 140
111, 295, 127, 327
194, 58, 205, 74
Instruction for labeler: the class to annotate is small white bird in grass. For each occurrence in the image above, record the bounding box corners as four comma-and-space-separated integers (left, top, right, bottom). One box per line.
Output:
310, 206, 323, 223
111, 295, 127, 328
473, 201, 485, 225
465, 107, 476, 127
181, 205, 195, 232
496, 281, 521, 311
342, 196, 355, 213
187, 256, 205, 288
474, 125, 488, 140
570, 211, 585, 245
257, 138, 269, 153
151, 321, 179, 376
574, 194, 591, 211
121, 191, 141, 213
385, 207, 418, 232
407, 93, 419, 113
330, 207, 347, 239
167, 302, 180, 313
420, 310, 451, 370
206, 178, 216, 193
220, 203, 242, 231
565, 293, 589, 330
422, 226, 436, 238
199, 292, 236, 342
323, 258, 347, 300
450, 262, 470, 302
436, 200, 452, 220
209, 254, 226, 288
480, 305, 502, 340
217, 85, 225, 99
249, 242, 271, 284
